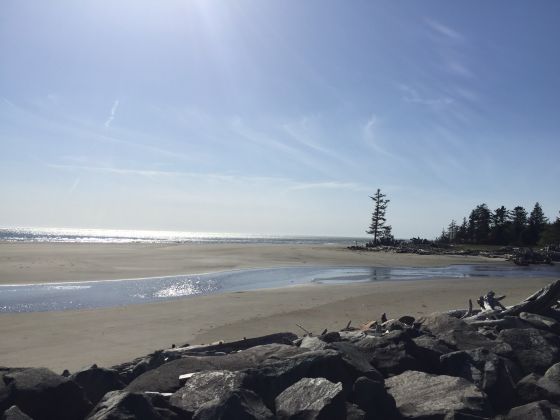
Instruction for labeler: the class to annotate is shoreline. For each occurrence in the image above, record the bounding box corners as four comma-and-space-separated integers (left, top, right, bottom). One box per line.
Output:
0, 242, 504, 285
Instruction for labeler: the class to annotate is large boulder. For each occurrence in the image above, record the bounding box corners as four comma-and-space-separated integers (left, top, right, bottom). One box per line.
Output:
274, 377, 345, 420
3, 368, 92, 420
243, 349, 369, 408
504, 400, 560, 419
386, 370, 492, 419
516, 372, 560, 405
352, 331, 422, 376
87, 391, 172, 420
498, 328, 560, 374
70, 366, 125, 405
351, 376, 399, 419
412, 336, 454, 373
169, 370, 247, 414
192, 389, 273, 420
440, 348, 521, 411
325, 342, 384, 382
1, 405, 32, 420
127, 344, 307, 393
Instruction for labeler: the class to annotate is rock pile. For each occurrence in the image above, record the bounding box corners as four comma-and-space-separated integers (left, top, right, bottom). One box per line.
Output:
3, 280, 560, 419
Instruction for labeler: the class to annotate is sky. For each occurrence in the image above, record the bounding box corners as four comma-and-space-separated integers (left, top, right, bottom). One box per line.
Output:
1, 1, 559, 238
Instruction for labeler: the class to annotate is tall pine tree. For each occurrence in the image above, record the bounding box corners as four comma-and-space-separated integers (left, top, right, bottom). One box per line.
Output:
367, 189, 391, 245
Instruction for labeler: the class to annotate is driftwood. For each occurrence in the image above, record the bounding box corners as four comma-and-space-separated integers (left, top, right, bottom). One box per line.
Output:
460, 280, 560, 323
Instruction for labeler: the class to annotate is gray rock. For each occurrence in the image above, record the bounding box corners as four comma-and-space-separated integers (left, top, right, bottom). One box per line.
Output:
87, 391, 164, 420
346, 403, 367, 420
70, 366, 125, 405
169, 370, 247, 413
319, 331, 341, 343
326, 342, 384, 382
386, 370, 492, 419
243, 349, 369, 408
498, 328, 560, 374
545, 362, 560, 382
274, 377, 345, 420
519, 312, 560, 334
127, 344, 307, 393
300, 336, 328, 351
193, 389, 273, 420
3, 367, 92, 420
516, 372, 560, 404
351, 376, 399, 419
504, 400, 560, 420
1, 405, 32, 420
440, 348, 521, 411
412, 335, 454, 373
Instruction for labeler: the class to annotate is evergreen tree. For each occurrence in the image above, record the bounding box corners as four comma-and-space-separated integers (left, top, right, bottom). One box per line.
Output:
527, 202, 548, 245
456, 217, 468, 243
447, 219, 458, 243
490, 206, 510, 245
510, 206, 528, 245
540, 211, 560, 246
367, 189, 391, 245
468, 204, 491, 243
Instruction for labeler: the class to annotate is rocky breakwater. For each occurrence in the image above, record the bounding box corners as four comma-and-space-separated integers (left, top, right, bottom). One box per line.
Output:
4, 281, 560, 419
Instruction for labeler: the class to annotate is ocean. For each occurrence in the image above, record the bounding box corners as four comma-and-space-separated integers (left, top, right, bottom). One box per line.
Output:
0, 227, 368, 246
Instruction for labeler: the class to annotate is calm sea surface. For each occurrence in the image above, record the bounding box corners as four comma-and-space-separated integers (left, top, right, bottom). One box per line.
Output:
0, 227, 368, 246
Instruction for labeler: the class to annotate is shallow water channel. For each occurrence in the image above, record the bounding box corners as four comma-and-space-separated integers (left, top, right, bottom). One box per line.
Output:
1, 264, 559, 313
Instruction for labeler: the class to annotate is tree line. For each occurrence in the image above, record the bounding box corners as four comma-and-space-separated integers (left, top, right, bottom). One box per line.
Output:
438, 203, 560, 246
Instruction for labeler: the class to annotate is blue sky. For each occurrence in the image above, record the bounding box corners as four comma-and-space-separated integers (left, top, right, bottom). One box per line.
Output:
1, 1, 559, 238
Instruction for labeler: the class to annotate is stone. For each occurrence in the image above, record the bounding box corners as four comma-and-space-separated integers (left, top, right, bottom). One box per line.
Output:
352, 330, 422, 376
498, 328, 560, 374
351, 376, 399, 419
193, 389, 273, 420
545, 362, 560, 382
169, 370, 247, 413
87, 391, 165, 420
300, 336, 328, 351
504, 400, 560, 420
440, 348, 521, 411
319, 331, 341, 343
243, 349, 369, 408
70, 366, 125, 405
3, 367, 92, 420
412, 335, 454, 373
398, 315, 415, 326
274, 377, 345, 420
127, 344, 307, 393
516, 372, 560, 405
386, 370, 492, 419
1, 405, 32, 420
326, 342, 384, 382
346, 403, 367, 420
519, 312, 560, 334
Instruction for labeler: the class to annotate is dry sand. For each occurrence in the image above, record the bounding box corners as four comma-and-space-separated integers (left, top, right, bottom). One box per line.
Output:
0, 242, 553, 372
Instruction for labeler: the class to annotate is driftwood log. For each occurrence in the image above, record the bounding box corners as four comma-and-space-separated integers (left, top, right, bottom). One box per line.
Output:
450, 279, 560, 323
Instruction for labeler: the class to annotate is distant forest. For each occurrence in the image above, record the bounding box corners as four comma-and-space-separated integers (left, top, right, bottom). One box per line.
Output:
437, 203, 560, 247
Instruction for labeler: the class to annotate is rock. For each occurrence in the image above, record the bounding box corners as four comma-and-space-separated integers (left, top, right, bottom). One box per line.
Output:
144, 392, 193, 419
1, 405, 32, 420
243, 349, 369, 408
326, 342, 384, 382
443, 412, 491, 420
386, 370, 492, 419
498, 328, 560, 374
3, 367, 92, 420
300, 336, 328, 351
274, 377, 345, 420
440, 348, 521, 411
87, 391, 165, 420
352, 331, 422, 376
516, 372, 560, 405
412, 335, 454, 373
381, 320, 406, 331
504, 400, 560, 419
169, 370, 247, 414
70, 366, 125, 405
546, 362, 560, 382
127, 344, 307, 393
319, 331, 341, 343
419, 313, 512, 356
193, 389, 273, 420
346, 403, 367, 420
351, 376, 399, 419
398, 315, 415, 326
519, 312, 560, 334
180, 332, 298, 355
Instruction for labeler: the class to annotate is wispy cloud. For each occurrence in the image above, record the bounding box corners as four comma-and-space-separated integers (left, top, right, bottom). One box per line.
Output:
425, 19, 465, 42
362, 114, 402, 161
104, 99, 120, 128
287, 181, 369, 192
398, 84, 454, 107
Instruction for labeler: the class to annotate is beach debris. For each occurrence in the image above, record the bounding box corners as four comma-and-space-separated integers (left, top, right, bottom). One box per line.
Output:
5, 280, 560, 419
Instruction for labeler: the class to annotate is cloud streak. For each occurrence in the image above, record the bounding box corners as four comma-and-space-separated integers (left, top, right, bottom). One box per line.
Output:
425, 19, 465, 42
104, 99, 120, 128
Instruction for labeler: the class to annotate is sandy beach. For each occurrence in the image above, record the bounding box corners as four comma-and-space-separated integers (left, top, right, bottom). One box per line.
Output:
0, 242, 556, 372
